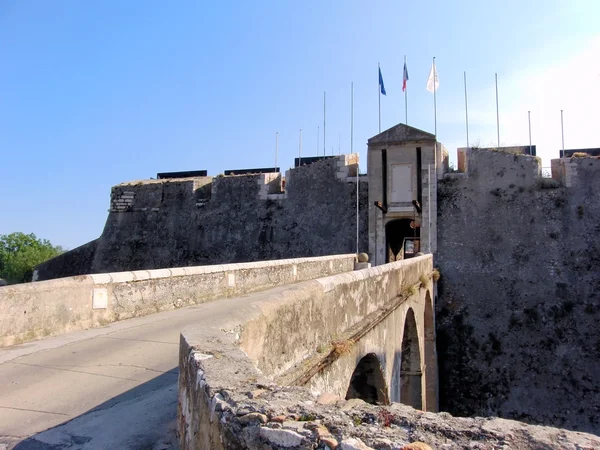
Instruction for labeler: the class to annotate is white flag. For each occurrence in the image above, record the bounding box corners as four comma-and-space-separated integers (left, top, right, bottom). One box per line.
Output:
426, 61, 439, 93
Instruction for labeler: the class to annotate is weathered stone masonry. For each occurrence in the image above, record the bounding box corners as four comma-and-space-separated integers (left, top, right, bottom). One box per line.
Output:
436, 149, 600, 433
35, 155, 368, 279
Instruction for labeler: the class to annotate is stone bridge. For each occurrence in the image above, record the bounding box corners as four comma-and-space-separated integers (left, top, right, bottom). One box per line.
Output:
3, 253, 597, 449
178, 254, 437, 449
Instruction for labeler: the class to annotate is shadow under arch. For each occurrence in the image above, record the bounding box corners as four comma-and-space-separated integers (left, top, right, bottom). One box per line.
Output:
400, 308, 422, 409
345, 353, 389, 405
424, 290, 437, 411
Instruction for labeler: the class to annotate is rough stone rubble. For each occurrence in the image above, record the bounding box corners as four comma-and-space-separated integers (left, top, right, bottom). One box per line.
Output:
192, 380, 599, 450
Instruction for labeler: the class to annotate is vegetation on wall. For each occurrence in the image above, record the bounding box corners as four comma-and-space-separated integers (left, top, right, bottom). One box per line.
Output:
0, 232, 64, 285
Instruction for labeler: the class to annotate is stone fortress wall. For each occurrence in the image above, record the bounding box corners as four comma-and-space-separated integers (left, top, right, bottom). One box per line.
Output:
35, 155, 369, 280
436, 148, 600, 433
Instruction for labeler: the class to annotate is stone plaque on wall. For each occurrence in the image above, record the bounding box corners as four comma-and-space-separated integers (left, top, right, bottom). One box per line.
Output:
92, 288, 108, 309
391, 164, 412, 203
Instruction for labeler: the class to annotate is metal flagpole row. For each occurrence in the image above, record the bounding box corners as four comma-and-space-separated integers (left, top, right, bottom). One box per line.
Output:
296, 65, 571, 172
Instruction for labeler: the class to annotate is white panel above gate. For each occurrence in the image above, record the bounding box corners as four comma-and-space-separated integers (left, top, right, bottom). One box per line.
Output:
390, 164, 412, 203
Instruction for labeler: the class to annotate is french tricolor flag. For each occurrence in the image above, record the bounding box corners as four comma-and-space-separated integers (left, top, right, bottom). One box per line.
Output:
402, 62, 409, 92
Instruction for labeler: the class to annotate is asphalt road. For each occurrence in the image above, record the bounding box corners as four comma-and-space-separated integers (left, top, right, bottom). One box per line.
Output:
0, 302, 241, 450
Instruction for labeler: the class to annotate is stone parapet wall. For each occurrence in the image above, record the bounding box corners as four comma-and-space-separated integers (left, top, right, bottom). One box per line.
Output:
107, 155, 359, 212
551, 156, 600, 187
239, 256, 433, 383
0, 254, 356, 348
454, 147, 541, 183
109, 177, 213, 212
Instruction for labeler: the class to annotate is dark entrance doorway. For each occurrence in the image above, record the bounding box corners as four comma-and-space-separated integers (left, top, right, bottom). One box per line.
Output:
345, 353, 389, 405
386, 219, 420, 262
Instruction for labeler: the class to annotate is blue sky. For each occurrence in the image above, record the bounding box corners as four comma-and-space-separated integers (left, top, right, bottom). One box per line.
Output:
1, 1, 599, 249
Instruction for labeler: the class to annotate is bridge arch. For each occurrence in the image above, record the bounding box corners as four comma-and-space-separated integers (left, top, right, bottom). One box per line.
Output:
345, 353, 389, 404
400, 308, 422, 409
423, 290, 437, 411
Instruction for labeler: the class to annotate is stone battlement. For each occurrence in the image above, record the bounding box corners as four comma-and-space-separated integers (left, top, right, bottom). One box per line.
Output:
551, 155, 600, 187
35, 154, 369, 279
109, 155, 361, 212
452, 147, 600, 191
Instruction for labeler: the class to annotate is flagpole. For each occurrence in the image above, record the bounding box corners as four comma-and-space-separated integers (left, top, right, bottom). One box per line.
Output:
352, 80, 358, 254
428, 164, 431, 252
338, 133, 341, 155
495, 73, 500, 148
323, 92, 326, 156
528, 111, 532, 155
433, 57, 437, 138
404, 55, 408, 125
356, 161, 359, 254
351, 81, 354, 155
317, 125, 319, 155
464, 71, 469, 148
299, 129, 302, 166
378, 63, 381, 133
561, 110, 565, 152
275, 132, 278, 170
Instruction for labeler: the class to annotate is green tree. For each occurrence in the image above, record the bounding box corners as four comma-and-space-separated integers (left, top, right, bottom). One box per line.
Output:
0, 232, 64, 284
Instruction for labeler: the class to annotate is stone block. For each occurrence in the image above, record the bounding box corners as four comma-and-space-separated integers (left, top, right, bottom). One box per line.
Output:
169, 268, 187, 277
108, 271, 135, 283
90, 273, 112, 285
148, 268, 172, 279
132, 270, 151, 281
183, 266, 207, 276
